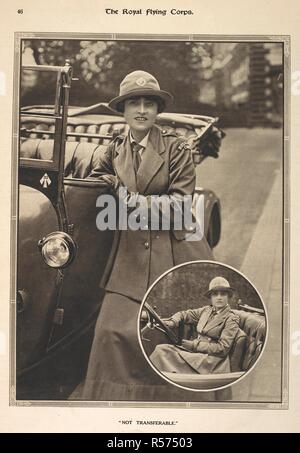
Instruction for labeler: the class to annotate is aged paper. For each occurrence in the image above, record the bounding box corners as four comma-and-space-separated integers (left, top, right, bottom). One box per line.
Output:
0, 0, 299, 432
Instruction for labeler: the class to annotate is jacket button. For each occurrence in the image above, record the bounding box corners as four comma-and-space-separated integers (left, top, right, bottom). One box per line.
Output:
144, 241, 150, 249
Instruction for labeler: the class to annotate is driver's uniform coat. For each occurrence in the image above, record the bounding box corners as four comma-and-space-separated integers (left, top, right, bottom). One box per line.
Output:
83, 125, 215, 401
150, 305, 240, 375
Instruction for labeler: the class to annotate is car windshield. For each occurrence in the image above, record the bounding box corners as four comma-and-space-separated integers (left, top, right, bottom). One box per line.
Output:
20, 64, 73, 172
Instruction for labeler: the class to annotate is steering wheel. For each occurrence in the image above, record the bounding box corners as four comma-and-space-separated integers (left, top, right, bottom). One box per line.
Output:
143, 302, 179, 345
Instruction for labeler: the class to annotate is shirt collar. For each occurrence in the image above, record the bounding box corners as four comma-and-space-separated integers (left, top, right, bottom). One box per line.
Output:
212, 304, 229, 315
129, 131, 150, 149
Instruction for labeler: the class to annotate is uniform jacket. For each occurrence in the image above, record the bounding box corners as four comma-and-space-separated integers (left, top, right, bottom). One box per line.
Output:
89, 125, 213, 301
170, 305, 240, 374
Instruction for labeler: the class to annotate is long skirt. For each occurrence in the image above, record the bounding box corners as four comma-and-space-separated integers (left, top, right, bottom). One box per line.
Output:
150, 344, 231, 375
150, 344, 201, 373
82, 292, 230, 402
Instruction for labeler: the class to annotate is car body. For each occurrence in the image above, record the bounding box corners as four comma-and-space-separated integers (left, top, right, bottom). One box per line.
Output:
16, 63, 222, 400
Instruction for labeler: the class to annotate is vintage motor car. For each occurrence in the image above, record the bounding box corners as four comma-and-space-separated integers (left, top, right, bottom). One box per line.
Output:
140, 301, 267, 391
16, 62, 223, 400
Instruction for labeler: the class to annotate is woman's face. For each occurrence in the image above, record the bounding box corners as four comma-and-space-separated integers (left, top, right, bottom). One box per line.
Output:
210, 290, 229, 310
124, 96, 158, 139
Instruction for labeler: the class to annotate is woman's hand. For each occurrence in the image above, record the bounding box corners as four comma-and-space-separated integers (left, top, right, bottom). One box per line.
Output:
140, 309, 149, 322
181, 339, 194, 351
163, 319, 176, 329
97, 174, 120, 191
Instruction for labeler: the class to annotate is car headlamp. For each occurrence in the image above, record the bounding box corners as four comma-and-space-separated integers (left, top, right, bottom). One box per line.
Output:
38, 232, 76, 268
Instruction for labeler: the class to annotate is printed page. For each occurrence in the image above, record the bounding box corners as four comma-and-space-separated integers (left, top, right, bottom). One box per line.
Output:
0, 0, 299, 433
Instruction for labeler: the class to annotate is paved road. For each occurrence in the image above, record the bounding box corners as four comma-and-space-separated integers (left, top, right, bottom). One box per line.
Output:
197, 127, 284, 403
197, 127, 282, 268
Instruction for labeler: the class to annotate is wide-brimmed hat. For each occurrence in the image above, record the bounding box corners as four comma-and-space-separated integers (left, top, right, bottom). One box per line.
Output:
108, 70, 173, 113
204, 276, 234, 298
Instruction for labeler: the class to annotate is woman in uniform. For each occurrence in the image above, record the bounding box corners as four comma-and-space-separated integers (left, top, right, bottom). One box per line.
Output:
82, 70, 217, 401
150, 277, 240, 376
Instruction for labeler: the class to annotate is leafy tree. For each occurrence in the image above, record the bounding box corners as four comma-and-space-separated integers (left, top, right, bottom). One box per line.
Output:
22, 39, 212, 111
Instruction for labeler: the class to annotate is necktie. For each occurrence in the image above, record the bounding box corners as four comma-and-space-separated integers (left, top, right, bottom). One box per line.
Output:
132, 142, 143, 174
209, 308, 217, 320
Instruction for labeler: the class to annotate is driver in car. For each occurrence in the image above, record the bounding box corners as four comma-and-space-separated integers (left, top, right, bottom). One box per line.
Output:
149, 277, 240, 375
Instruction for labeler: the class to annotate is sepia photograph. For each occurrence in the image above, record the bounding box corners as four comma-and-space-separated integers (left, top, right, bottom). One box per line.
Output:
12, 36, 287, 407
139, 261, 267, 392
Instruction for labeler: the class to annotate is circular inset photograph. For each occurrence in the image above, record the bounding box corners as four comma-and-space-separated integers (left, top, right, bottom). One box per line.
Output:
138, 261, 268, 392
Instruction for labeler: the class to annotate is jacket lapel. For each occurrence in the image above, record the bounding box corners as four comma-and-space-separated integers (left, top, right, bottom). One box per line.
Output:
113, 135, 137, 192
197, 306, 213, 333
205, 305, 231, 332
136, 126, 165, 194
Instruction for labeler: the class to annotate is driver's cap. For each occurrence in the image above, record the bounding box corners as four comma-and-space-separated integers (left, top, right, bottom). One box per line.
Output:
205, 276, 234, 297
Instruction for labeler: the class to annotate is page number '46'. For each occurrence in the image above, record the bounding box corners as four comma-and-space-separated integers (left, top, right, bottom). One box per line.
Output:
18, 9, 23, 14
